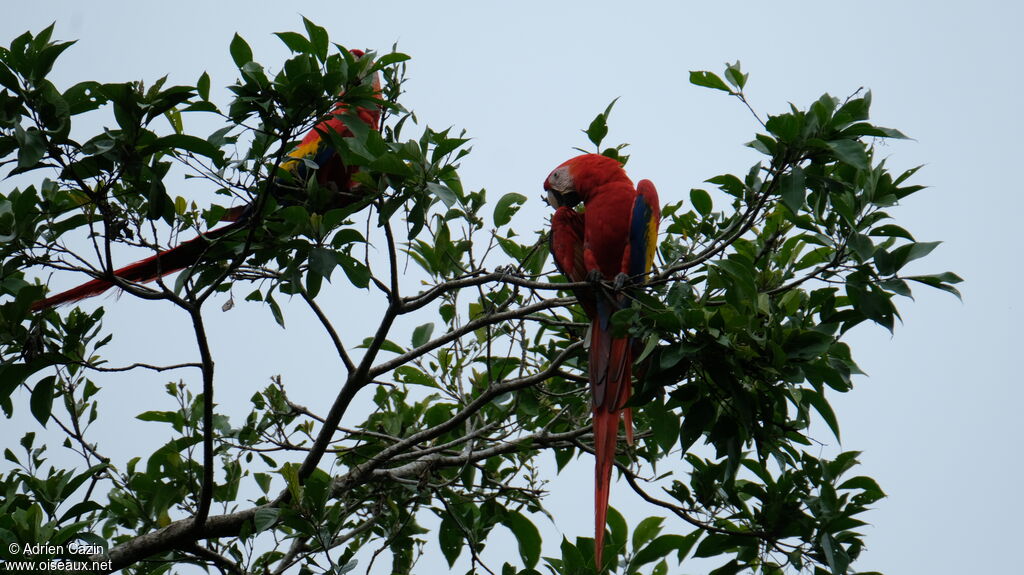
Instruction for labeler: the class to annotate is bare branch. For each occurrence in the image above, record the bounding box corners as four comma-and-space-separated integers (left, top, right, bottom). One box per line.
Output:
375, 426, 588, 480
187, 306, 216, 531
300, 287, 356, 373
339, 340, 583, 490
367, 297, 574, 380
183, 543, 243, 575
78, 361, 203, 373
655, 167, 783, 282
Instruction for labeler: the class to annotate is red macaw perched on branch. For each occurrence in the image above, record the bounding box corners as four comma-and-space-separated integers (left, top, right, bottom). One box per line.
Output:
545, 153, 660, 567
31, 50, 381, 311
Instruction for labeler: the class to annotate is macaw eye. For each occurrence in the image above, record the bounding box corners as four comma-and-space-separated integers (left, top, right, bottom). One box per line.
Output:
547, 167, 572, 190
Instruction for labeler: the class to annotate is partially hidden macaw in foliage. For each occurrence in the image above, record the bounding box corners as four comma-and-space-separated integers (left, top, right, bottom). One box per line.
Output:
31, 50, 381, 311
545, 153, 660, 568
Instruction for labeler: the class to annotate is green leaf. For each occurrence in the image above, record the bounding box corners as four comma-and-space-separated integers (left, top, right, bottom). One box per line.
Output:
267, 294, 285, 328
254, 473, 272, 494
229, 34, 253, 68
136, 410, 180, 424
363, 337, 405, 354
58, 501, 103, 523
493, 192, 527, 227
785, 331, 832, 360
254, 507, 279, 533
633, 533, 700, 567
820, 532, 850, 575
708, 559, 742, 575
650, 408, 680, 454
804, 388, 841, 441
706, 174, 746, 197
689, 188, 712, 216
584, 115, 607, 150
906, 272, 963, 300
1, 363, 48, 402
848, 232, 874, 260
411, 323, 434, 347
0, 61, 19, 92
842, 122, 909, 140
780, 165, 806, 213
32, 40, 75, 82
338, 253, 370, 288
14, 125, 46, 169
689, 71, 732, 93
505, 511, 541, 568
631, 516, 664, 552
870, 224, 915, 241
438, 516, 463, 566
427, 182, 457, 208
302, 17, 329, 61
606, 506, 627, 553
376, 52, 411, 66
62, 81, 105, 114
766, 112, 803, 143
846, 283, 896, 332
888, 241, 940, 272
370, 152, 414, 176
30, 375, 55, 427
838, 475, 884, 495
693, 533, 736, 558
36, 80, 71, 135
197, 72, 210, 101
826, 139, 868, 170
153, 134, 222, 161
724, 61, 747, 90
395, 366, 436, 388
554, 447, 574, 471
274, 32, 313, 54
309, 246, 338, 281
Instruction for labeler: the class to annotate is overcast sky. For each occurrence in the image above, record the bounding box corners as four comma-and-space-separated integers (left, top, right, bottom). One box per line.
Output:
3, 2, 1022, 574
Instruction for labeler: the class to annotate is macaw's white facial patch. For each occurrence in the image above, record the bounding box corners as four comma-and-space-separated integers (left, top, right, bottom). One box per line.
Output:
545, 165, 572, 193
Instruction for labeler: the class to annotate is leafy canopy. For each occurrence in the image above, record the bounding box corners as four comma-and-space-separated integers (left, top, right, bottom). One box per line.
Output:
0, 22, 958, 575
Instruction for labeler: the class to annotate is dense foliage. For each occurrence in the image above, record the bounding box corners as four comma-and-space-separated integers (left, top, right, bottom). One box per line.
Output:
0, 22, 959, 575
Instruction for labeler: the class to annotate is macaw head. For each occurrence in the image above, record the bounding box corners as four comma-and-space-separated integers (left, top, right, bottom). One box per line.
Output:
322, 48, 381, 128
346, 49, 381, 91
543, 153, 629, 209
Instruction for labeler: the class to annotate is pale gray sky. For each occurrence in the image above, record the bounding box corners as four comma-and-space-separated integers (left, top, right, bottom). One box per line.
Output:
3, 2, 1022, 574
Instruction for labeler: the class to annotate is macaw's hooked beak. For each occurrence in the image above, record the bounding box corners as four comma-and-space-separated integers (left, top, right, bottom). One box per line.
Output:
545, 188, 582, 209
543, 162, 584, 209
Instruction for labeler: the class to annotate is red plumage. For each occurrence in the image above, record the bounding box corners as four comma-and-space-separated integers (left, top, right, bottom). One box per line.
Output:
30, 223, 241, 310
32, 51, 381, 311
546, 153, 660, 569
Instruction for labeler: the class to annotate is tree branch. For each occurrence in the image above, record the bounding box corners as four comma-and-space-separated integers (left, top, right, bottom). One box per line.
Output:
655, 165, 784, 282
187, 305, 216, 531
300, 287, 355, 373
374, 426, 588, 480
97, 505, 265, 572
367, 297, 573, 380
339, 340, 582, 490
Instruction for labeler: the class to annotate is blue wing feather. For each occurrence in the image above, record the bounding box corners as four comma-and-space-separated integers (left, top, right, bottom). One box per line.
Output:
627, 179, 660, 280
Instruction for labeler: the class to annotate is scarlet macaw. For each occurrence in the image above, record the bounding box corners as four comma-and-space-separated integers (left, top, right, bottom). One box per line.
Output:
545, 153, 660, 567
31, 50, 381, 311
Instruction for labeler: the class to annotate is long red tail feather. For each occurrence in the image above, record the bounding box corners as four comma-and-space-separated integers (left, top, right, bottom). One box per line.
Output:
590, 317, 635, 569
593, 407, 619, 569
30, 222, 242, 311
